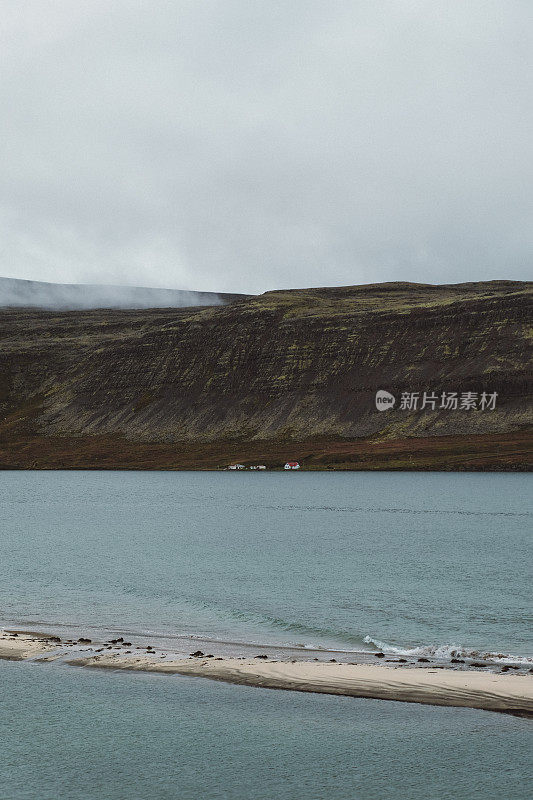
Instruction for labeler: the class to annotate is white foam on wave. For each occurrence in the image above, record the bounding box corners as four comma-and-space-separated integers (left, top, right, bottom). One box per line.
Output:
363, 635, 533, 665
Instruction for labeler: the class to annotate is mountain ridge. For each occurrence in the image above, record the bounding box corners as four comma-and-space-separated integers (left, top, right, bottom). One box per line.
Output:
0, 280, 531, 470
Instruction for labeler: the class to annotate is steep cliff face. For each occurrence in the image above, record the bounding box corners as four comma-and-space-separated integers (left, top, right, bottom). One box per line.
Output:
0, 281, 531, 469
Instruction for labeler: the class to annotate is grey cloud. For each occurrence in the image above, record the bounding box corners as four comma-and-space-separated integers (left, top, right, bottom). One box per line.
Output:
0, 0, 531, 294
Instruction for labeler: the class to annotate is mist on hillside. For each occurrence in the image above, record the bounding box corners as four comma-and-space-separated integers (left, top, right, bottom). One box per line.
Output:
0, 277, 224, 310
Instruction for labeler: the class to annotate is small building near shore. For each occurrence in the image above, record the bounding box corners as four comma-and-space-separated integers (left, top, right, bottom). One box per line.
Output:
228, 464, 245, 470
284, 461, 300, 470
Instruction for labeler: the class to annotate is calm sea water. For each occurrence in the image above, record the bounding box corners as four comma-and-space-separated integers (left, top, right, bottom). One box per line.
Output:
1, 470, 532, 800
0, 471, 531, 659
1, 659, 532, 800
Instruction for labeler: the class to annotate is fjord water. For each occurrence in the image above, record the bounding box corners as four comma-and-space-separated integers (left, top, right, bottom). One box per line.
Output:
0, 470, 531, 659
1, 471, 532, 800
1, 659, 532, 800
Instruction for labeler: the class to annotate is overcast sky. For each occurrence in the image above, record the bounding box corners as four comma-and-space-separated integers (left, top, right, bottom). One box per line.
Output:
1, 1, 531, 294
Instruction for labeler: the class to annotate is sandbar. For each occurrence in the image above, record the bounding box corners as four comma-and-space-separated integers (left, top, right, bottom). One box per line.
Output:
68, 652, 533, 716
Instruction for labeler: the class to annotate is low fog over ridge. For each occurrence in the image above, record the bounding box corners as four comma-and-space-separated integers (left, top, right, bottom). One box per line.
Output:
0, 277, 225, 310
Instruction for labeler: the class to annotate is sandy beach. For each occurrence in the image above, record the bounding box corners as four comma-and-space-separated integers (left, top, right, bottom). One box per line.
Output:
68, 653, 533, 716
2, 630, 532, 716
0, 631, 57, 660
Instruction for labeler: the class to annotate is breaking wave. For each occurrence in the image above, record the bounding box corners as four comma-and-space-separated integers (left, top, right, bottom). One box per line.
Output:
363, 635, 533, 665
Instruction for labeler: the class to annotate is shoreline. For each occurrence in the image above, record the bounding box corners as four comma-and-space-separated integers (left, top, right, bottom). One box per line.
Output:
1, 431, 531, 472
0, 631, 57, 660
72, 654, 533, 717
3, 623, 531, 667
2, 631, 532, 717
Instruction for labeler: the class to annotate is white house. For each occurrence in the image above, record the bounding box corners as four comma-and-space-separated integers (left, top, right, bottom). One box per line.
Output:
228, 464, 245, 470
284, 461, 300, 470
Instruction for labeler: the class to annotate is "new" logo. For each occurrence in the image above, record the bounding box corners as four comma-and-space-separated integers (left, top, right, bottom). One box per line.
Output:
375, 390, 395, 411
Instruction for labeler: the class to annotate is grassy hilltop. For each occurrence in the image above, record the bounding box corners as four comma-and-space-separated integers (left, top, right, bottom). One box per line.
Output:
0, 280, 531, 470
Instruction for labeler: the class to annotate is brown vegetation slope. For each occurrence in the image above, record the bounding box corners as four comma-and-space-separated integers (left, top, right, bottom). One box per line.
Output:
0, 281, 531, 470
